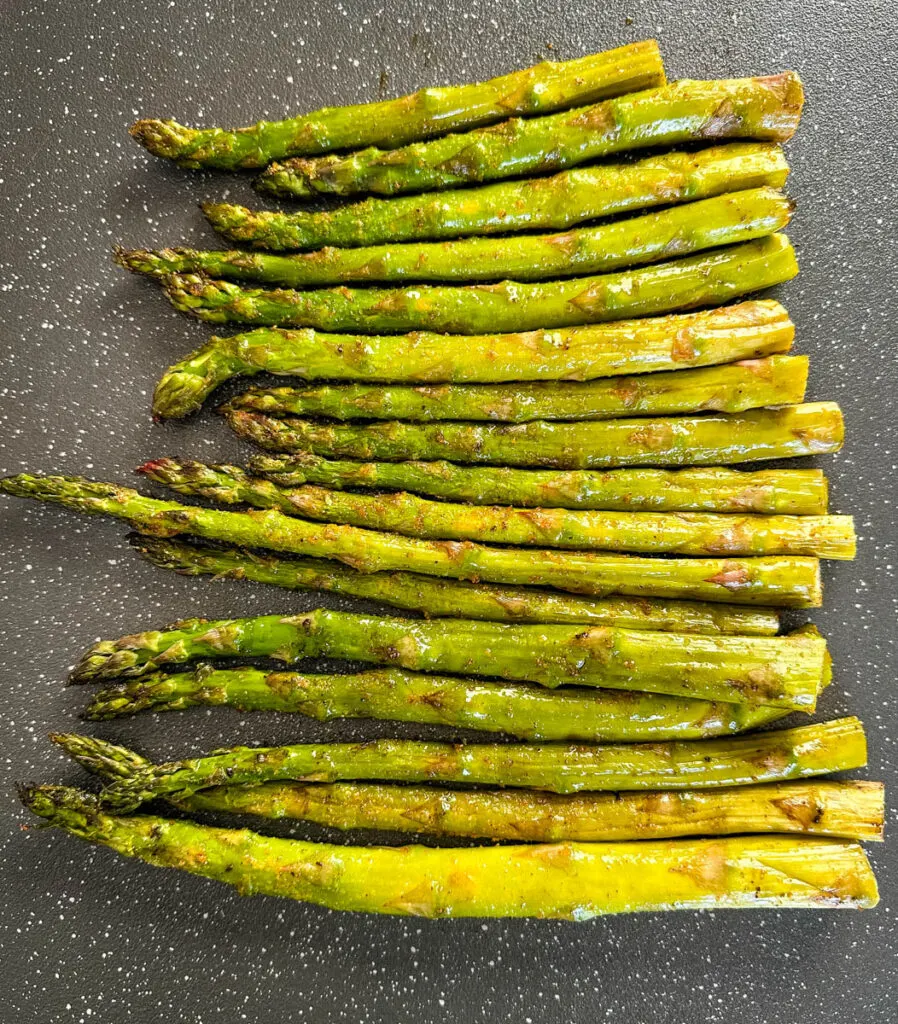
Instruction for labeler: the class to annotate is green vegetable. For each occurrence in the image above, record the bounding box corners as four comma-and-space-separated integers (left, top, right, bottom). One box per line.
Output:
243, 142, 788, 235
0, 474, 824, 606
49, 740, 888, 842
139, 458, 854, 559
69, 605, 827, 711
57, 718, 865, 811
253, 455, 828, 515
82, 665, 790, 741
21, 786, 879, 916
161, 234, 799, 334
153, 299, 795, 418
132, 535, 782, 637
120, 188, 792, 286
223, 354, 808, 422
254, 72, 803, 199
130, 42, 666, 170
225, 402, 844, 469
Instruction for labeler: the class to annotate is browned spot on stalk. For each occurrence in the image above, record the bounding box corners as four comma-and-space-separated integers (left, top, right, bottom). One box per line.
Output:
772, 795, 823, 828
705, 564, 751, 591
673, 841, 728, 892
571, 627, 614, 664
698, 99, 742, 138
567, 104, 617, 132
625, 422, 675, 450
671, 329, 696, 362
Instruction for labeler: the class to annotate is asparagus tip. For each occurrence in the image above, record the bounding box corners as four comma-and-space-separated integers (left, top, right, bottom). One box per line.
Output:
129, 118, 195, 159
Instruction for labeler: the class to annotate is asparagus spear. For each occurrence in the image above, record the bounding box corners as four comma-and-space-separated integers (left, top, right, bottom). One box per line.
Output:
47, 737, 887, 842
132, 535, 782, 638
68, 605, 827, 710
82, 665, 791, 741
0, 474, 823, 606
21, 787, 879, 915
59, 718, 864, 811
253, 73, 803, 200
130, 42, 666, 170
139, 459, 854, 559
223, 354, 809, 422
154, 299, 795, 419
226, 402, 844, 469
120, 188, 793, 288
245, 141, 789, 231
180, 781, 887, 844
162, 235, 798, 334
253, 455, 828, 515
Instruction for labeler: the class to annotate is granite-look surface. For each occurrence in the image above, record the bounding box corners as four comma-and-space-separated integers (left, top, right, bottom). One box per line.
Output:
0, 1, 895, 1020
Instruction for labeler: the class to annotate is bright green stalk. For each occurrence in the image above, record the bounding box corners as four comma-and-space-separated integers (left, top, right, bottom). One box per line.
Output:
223, 354, 808, 422
139, 458, 854, 559
20, 787, 879, 916
68, 605, 827, 711
120, 188, 792, 287
252, 73, 803, 199
161, 235, 798, 334
238, 142, 789, 241
226, 402, 844, 469
180, 781, 887, 844
81, 665, 790, 741
56, 718, 864, 811
152, 299, 795, 419
0, 474, 824, 606
131, 535, 781, 638
129, 42, 666, 170
253, 455, 827, 515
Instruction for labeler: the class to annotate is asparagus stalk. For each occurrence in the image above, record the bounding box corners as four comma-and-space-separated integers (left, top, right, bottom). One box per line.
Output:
68, 606, 827, 711
120, 188, 792, 288
223, 354, 809, 422
21, 787, 879, 915
252, 73, 803, 200
82, 665, 791, 741
139, 459, 854, 559
226, 402, 844, 469
58, 718, 865, 811
243, 142, 789, 235
130, 42, 666, 170
162, 235, 798, 334
131, 535, 782, 638
253, 455, 828, 515
0, 474, 823, 606
153, 299, 795, 419
181, 781, 887, 844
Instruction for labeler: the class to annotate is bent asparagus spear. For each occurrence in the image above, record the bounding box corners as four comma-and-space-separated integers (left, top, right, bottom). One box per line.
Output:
20, 787, 879, 915
138, 459, 854, 559
48, 739, 887, 842
162, 235, 798, 334
253, 456, 828, 515
58, 718, 864, 811
130, 42, 666, 170
226, 402, 844, 469
68, 606, 827, 710
120, 188, 793, 287
153, 299, 795, 419
243, 142, 789, 233
0, 474, 823, 606
223, 354, 809, 422
132, 535, 781, 637
82, 666, 791, 740
254, 72, 803, 200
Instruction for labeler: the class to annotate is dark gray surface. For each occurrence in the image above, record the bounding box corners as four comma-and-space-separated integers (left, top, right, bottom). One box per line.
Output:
1, 1, 896, 1021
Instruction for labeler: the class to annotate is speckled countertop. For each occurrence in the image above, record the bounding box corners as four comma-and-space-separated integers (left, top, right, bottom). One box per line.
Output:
0, 1, 896, 1021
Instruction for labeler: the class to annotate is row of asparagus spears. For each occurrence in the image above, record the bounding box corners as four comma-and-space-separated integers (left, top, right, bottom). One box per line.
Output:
17, 41, 882, 918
